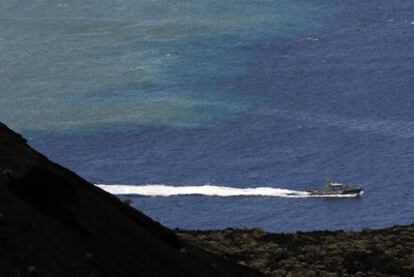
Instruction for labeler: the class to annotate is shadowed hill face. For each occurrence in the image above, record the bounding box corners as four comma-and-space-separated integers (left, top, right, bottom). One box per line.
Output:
0, 123, 260, 277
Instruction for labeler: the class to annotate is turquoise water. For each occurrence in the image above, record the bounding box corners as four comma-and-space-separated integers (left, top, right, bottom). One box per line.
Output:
1, 1, 414, 232
1, 0, 331, 133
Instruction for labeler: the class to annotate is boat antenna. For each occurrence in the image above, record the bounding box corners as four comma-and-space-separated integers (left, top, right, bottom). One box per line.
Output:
324, 176, 332, 185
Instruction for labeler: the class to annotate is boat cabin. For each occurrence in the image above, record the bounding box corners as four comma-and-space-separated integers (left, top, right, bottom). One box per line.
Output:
325, 183, 348, 191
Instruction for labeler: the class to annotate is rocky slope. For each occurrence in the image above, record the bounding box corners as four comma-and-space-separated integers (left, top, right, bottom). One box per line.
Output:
0, 122, 260, 277
178, 226, 414, 277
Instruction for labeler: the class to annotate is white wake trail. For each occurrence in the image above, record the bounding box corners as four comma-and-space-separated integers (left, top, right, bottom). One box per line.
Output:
95, 184, 359, 198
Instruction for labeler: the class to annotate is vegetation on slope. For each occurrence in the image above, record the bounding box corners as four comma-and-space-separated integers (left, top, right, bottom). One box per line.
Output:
178, 225, 414, 277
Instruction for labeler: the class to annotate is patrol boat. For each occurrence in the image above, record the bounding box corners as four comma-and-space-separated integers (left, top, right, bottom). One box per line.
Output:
309, 182, 363, 196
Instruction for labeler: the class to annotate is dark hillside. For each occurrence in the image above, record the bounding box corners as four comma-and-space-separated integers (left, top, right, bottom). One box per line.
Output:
0, 123, 260, 277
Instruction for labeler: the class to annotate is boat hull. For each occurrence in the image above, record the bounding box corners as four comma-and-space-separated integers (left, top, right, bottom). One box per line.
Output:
308, 188, 363, 196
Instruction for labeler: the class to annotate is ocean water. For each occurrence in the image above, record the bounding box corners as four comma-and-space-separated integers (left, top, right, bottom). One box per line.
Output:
1, 0, 413, 232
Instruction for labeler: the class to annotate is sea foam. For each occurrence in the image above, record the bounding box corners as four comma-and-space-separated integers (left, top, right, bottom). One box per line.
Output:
96, 184, 360, 198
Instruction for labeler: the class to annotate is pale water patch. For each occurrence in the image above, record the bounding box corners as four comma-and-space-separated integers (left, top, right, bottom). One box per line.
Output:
4, 94, 250, 132
0, 0, 333, 133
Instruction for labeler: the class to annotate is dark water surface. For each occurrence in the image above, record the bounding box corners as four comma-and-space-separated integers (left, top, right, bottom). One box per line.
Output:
1, 0, 413, 232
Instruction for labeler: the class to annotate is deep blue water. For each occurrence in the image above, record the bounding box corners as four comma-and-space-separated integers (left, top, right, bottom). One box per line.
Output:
1, 0, 413, 232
